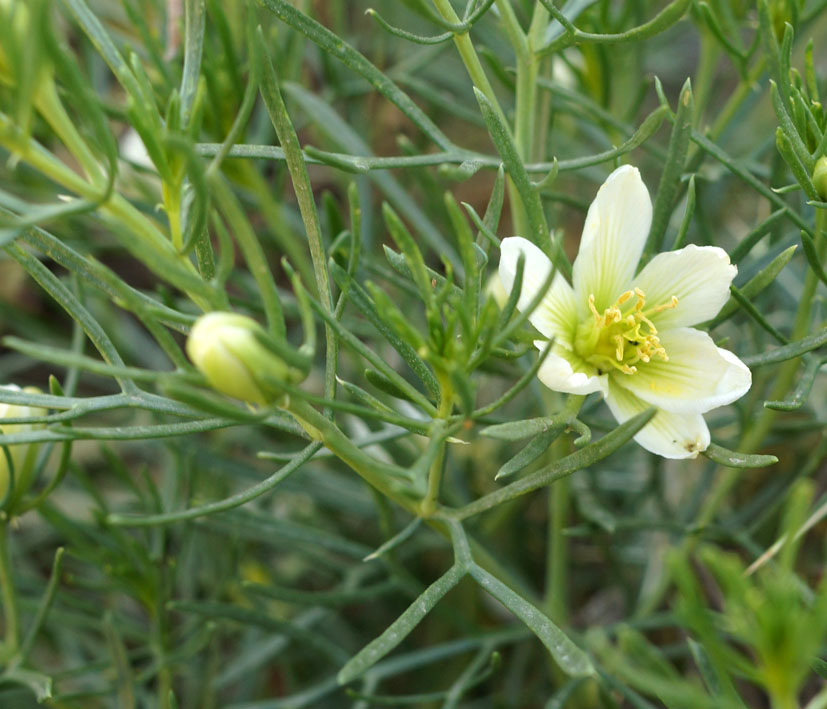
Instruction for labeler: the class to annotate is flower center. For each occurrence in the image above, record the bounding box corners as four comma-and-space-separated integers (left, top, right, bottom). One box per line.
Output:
573, 288, 678, 375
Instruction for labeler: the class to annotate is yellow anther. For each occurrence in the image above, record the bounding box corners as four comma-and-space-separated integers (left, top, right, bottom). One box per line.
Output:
653, 295, 679, 313
613, 334, 625, 361
577, 287, 672, 376
588, 294, 600, 322
639, 314, 657, 334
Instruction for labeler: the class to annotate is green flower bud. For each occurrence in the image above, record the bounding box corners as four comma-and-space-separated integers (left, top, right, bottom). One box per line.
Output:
813, 156, 827, 202
186, 312, 306, 405
0, 385, 47, 507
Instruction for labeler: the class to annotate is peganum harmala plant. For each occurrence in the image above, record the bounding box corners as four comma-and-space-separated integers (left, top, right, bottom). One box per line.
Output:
0, 0, 825, 706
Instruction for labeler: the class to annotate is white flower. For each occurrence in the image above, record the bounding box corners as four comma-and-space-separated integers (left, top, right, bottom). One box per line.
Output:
0, 384, 47, 504
498, 165, 751, 459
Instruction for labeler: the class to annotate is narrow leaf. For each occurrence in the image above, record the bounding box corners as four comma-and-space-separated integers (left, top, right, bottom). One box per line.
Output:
495, 426, 564, 480
707, 245, 797, 328
338, 565, 466, 684
764, 356, 826, 410
468, 565, 594, 677
701, 443, 778, 468
742, 327, 827, 367
456, 409, 656, 519
645, 78, 693, 257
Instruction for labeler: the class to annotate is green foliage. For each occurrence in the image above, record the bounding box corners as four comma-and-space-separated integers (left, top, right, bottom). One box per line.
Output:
0, 0, 824, 706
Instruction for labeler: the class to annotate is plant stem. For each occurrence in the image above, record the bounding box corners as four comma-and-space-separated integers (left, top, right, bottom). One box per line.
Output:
285, 397, 417, 514
431, 0, 508, 128
36, 80, 105, 186
0, 520, 19, 658
546, 458, 569, 623
421, 376, 455, 517
496, 0, 536, 238
690, 28, 720, 128
430, 0, 533, 236
258, 30, 338, 411
0, 113, 218, 311
208, 173, 286, 338
544, 394, 584, 623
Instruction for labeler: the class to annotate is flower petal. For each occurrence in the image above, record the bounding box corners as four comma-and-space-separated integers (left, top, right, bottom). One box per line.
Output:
616, 328, 751, 414
634, 244, 736, 328
605, 381, 710, 459
499, 237, 578, 344
573, 165, 652, 314
534, 341, 608, 396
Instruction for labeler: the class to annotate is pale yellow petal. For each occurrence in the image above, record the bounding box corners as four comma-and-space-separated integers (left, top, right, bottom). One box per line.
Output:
499, 237, 578, 345
605, 381, 710, 459
572, 165, 652, 314
634, 245, 736, 328
534, 342, 608, 396
617, 328, 751, 414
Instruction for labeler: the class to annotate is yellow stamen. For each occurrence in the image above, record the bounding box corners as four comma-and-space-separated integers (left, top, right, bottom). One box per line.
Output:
653, 295, 679, 313
573, 289, 679, 376
613, 334, 625, 361
588, 294, 600, 322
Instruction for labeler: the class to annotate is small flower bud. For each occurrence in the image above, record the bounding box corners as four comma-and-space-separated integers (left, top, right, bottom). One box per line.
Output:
186, 312, 304, 405
0, 385, 47, 506
813, 156, 827, 202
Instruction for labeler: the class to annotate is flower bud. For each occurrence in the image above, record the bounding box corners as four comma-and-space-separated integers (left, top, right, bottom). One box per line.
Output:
186, 312, 305, 405
813, 156, 827, 202
0, 385, 47, 507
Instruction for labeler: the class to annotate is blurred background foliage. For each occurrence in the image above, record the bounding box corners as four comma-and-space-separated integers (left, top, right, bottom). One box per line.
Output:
0, 0, 825, 707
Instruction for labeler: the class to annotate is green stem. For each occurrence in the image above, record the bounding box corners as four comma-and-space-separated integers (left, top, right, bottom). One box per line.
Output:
544, 394, 584, 623
258, 30, 338, 411
546, 458, 569, 623
496, 0, 537, 238
691, 28, 720, 128
520, 4, 549, 161
431, 0, 509, 128
430, 0, 532, 237
285, 401, 539, 601
0, 520, 19, 658
512, 57, 537, 239
285, 397, 418, 514
163, 181, 184, 252
421, 435, 447, 518
233, 161, 315, 288
686, 57, 767, 170
35, 80, 105, 186
208, 173, 286, 339
421, 376, 454, 517
0, 113, 217, 311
